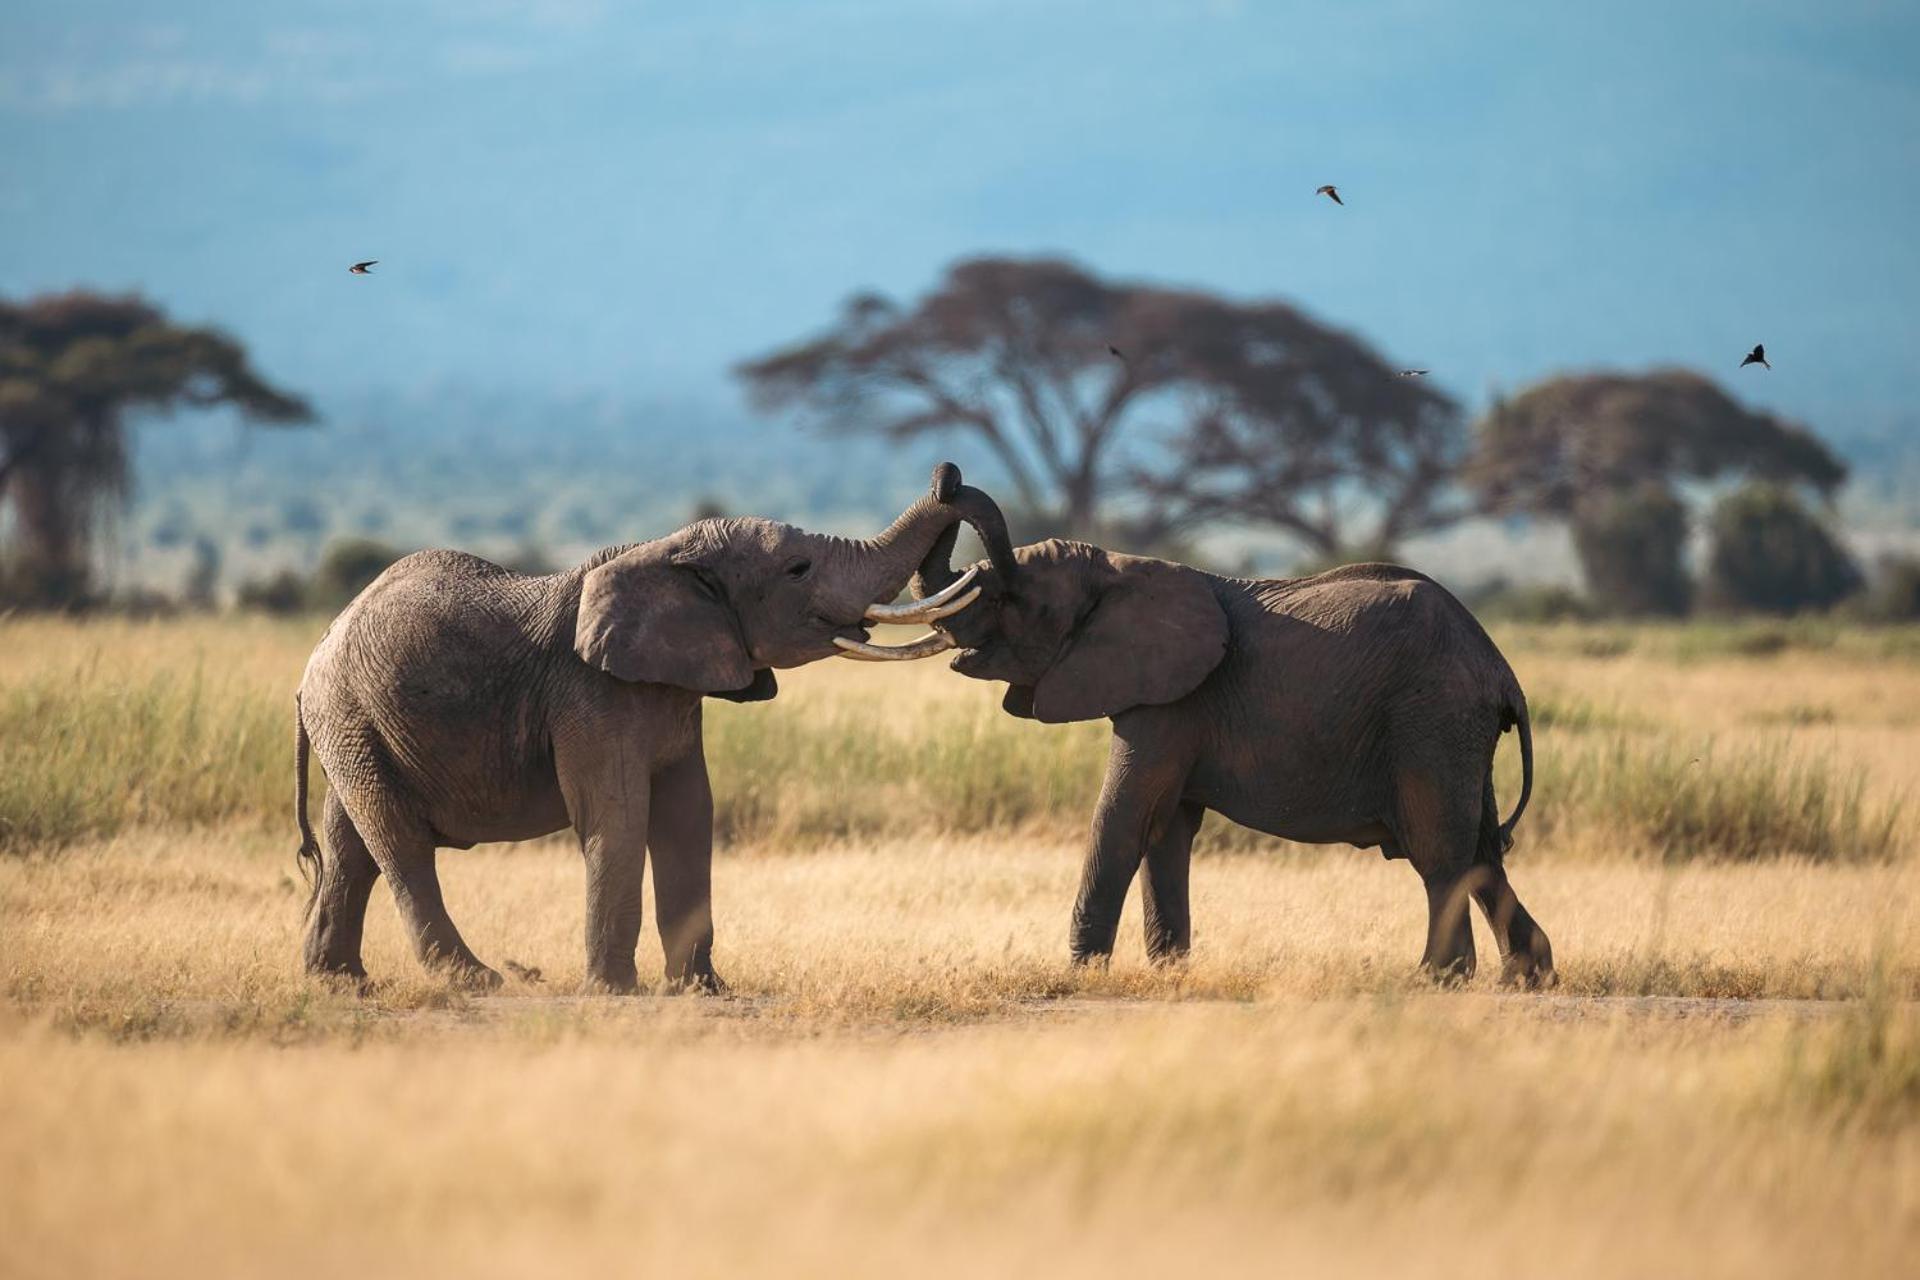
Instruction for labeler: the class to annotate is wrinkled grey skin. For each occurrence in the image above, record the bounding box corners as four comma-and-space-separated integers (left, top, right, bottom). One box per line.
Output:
295, 466, 981, 993
913, 494, 1555, 987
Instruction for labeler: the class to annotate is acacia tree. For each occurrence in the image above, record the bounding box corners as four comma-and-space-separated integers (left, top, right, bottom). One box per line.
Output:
1462, 369, 1847, 616
736, 256, 1457, 551
1127, 304, 1464, 559
0, 291, 311, 606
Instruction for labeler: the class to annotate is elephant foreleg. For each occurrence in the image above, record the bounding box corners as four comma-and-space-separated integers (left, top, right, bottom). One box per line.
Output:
1070, 736, 1188, 964
558, 738, 651, 994
573, 812, 649, 994
1141, 800, 1205, 963
648, 748, 724, 993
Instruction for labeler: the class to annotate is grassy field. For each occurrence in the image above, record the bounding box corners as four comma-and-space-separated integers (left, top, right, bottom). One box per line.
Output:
2, 614, 1918, 1277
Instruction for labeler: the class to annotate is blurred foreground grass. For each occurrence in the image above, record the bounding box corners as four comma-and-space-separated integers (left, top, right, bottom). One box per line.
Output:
2, 826, 1917, 1278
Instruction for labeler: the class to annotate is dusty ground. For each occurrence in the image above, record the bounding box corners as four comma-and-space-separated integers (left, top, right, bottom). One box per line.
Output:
3, 827, 1917, 1279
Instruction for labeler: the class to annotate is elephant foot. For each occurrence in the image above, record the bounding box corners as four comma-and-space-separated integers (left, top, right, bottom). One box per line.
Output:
1419, 957, 1476, 988
585, 969, 641, 996
1499, 943, 1558, 991
307, 964, 374, 997
447, 962, 504, 993
1145, 940, 1191, 967
1069, 951, 1113, 970
667, 968, 729, 996
304, 954, 368, 981
1499, 959, 1558, 990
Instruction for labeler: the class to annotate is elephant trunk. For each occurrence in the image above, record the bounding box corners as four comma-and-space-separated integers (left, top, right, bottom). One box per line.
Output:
913, 482, 1017, 599
823, 464, 1008, 661
827, 463, 966, 612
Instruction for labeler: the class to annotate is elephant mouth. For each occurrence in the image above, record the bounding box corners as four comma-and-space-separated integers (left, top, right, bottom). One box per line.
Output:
831, 565, 981, 662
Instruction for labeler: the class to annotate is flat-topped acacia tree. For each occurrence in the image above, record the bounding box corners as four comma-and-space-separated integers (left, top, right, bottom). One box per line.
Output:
0, 290, 312, 606
736, 255, 1461, 556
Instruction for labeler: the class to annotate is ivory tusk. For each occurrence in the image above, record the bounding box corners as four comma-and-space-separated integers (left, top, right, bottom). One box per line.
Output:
863, 564, 980, 622
861, 586, 980, 625
832, 631, 957, 662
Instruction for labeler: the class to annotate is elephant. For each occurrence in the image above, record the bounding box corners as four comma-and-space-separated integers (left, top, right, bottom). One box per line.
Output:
293, 463, 993, 993
901, 487, 1556, 987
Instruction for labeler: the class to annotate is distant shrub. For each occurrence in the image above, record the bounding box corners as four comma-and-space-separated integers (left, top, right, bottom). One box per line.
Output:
1468, 579, 1594, 623
235, 569, 309, 615
1703, 483, 1861, 615
307, 538, 403, 611
500, 544, 559, 575
1573, 485, 1692, 618
1849, 554, 1920, 623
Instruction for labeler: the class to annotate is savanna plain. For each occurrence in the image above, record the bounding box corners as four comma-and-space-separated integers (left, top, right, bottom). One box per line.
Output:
2, 615, 1918, 1278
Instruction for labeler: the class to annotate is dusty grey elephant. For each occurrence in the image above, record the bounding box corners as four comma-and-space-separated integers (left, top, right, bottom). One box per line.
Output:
905, 488, 1555, 987
293, 464, 992, 993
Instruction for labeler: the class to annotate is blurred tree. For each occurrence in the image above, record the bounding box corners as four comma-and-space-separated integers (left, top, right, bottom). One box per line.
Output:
307, 537, 403, 611
1572, 483, 1693, 617
1855, 554, 1920, 621
235, 569, 308, 615
501, 544, 557, 575
1131, 349, 1464, 559
182, 535, 221, 611
1464, 370, 1847, 615
736, 256, 1455, 548
0, 290, 311, 607
1703, 482, 1861, 615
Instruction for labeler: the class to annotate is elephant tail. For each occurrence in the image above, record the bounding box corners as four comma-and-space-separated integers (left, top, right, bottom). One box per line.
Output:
294, 694, 322, 917
1495, 692, 1533, 854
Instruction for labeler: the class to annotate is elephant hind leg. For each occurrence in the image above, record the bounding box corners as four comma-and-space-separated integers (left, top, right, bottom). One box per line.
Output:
303, 791, 381, 981
1393, 769, 1482, 984
352, 802, 500, 990
1468, 777, 1555, 987
1469, 866, 1555, 989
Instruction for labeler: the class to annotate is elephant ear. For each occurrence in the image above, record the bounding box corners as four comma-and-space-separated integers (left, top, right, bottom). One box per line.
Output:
574, 544, 756, 693
1031, 557, 1229, 724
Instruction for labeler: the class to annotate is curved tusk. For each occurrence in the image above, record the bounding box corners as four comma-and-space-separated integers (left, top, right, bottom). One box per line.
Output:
863, 564, 979, 622
832, 631, 957, 662
863, 585, 980, 625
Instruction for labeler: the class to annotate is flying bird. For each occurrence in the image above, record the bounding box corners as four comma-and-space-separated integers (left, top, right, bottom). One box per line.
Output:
1108, 345, 1129, 364
1740, 343, 1769, 370
1316, 185, 1343, 206
348, 260, 378, 275
1397, 369, 1430, 378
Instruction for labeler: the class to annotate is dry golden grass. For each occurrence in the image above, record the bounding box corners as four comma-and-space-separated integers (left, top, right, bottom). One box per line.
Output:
3, 614, 1919, 1277
4, 615, 1912, 860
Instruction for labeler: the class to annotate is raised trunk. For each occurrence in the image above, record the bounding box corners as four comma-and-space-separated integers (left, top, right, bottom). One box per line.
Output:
814, 464, 971, 618
913, 483, 1017, 598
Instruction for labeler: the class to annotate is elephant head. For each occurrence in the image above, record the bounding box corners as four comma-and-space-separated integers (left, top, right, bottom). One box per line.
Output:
908, 486, 1230, 723
573, 463, 994, 699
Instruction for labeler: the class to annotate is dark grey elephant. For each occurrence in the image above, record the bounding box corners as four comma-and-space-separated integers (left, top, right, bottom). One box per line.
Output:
294, 464, 990, 993
906, 488, 1555, 987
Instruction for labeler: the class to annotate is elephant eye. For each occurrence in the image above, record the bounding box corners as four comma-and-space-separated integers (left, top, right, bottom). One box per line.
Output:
785, 559, 812, 581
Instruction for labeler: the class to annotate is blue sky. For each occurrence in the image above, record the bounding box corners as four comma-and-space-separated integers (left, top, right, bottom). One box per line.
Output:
3, 0, 1917, 439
